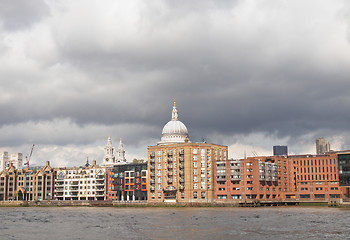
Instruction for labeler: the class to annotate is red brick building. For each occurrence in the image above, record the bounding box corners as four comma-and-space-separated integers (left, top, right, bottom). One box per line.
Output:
214, 153, 343, 203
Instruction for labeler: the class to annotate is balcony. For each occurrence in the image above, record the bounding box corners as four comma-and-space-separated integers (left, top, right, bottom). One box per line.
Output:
151, 186, 155, 191
230, 165, 240, 170
180, 178, 184, 183
151, 173, 155, 177
151, 179, 155, 184
168, 171, 173, 176
180, 170, 184, 176
150, 166, 155, 170
180, 164, 184, 169
55, 187, 64, 192
231, 175, 241, 180
216, 176, 226, 181
179, 185, 184, 190
168, 179, 173, 184
150, 158, 155, 163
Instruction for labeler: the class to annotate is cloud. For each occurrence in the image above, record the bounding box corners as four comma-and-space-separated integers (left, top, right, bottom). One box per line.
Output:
1, 0, 350, 166
0, 0, 49, 31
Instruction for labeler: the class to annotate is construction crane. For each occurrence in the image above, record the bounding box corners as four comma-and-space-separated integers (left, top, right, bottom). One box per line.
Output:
24, 144, 35, 168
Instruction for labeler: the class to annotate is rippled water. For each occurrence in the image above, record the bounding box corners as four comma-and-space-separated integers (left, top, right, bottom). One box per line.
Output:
0, 207, 348, 240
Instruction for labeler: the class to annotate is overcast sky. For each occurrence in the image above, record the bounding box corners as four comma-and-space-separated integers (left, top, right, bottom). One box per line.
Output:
1, 0, 350, 167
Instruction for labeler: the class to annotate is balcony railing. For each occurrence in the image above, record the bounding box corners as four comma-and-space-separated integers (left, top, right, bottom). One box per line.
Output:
216, 176, 226, 181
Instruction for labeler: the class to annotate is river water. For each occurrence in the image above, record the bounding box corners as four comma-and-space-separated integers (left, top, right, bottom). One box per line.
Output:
0, 207, 348, 240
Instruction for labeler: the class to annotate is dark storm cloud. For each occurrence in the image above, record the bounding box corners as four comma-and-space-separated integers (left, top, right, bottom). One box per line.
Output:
1, 0, 350, 164
0, 0, 49, 31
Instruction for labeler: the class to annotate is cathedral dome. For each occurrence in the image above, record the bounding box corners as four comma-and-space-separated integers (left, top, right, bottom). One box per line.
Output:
158, 101, 190, 145
162, 120, 188, 136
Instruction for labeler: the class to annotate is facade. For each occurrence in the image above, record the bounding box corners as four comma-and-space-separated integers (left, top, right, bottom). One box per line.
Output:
215, 153, 343, 202
148, 101, 228, 202
0, 152, 23, 171
273, 145, 288, 156
0, 161, 55, 201
292, 154, 341, 200
316, 137, 330, 155
101, 137, 127, 166
106, 163, 148, 201
54, 160, 106, 200
215, 156, 293, 201
337, 151, 350, 187
148, 143, 228, 202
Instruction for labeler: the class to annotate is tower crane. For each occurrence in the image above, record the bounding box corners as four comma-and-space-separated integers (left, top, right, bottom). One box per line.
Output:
24, 144, 35, 168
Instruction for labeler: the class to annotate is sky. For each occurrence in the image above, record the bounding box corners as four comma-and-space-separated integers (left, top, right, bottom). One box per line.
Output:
1, 0, 350, 167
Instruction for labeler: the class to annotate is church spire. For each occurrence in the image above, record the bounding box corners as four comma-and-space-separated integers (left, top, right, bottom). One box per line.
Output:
171, 100, 178, 121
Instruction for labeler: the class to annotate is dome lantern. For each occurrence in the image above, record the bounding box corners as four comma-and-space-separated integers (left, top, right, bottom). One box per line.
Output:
158, 101, 190, 145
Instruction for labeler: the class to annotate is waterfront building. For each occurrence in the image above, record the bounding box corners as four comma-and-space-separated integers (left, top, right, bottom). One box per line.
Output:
316, 137, 330, 155
215, 153, 343, 202
273, 145, 288, 156
54, 160, 106, 200
0, 161, 54, 201
215, 156, 292, 201
106, 162, 147, 201
0, 152, 23, 171
292, 154, 341, 200
148, 101, 228, 202
101, 137, 127, 166
337, 151, 350, 188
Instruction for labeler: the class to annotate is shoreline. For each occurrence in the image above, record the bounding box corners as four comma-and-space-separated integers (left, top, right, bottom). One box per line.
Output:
0, 200, 349, 208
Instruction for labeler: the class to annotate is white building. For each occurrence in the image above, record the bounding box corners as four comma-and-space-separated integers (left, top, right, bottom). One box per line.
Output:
54, 160, 106, 201
101, 137, 127, 166
0, 152, 23, 171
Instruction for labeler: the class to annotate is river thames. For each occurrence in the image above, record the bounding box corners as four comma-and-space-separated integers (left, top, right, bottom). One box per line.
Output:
0, 207, 348, 240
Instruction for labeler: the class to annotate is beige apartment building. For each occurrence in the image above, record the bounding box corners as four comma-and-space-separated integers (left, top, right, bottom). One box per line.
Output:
148, 101, 228, 202
0, 161, 55, 201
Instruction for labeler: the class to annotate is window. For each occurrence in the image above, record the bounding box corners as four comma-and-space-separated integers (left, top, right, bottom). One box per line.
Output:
232, 195, 241, 199
193, 149, 197, 154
